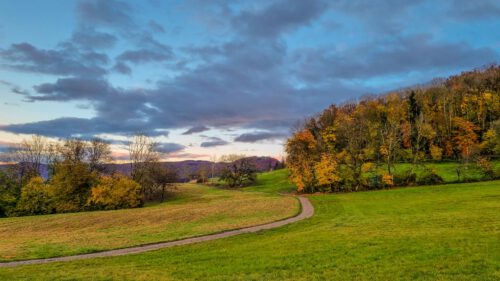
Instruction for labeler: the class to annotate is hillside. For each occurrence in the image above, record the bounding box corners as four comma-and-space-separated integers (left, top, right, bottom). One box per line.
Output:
0, 171, 498, 280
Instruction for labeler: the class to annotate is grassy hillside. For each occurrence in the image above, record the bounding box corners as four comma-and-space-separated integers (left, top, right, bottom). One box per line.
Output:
0, 184, 298, 261
243, 169, 296, 194
1, 177, 498, 280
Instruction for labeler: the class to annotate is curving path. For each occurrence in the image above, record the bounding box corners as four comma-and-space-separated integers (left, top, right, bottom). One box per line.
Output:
0, 196, 313, 268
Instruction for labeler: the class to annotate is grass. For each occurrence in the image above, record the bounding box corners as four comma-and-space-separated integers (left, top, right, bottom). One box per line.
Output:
380, 161, 500, 183
243, 169, 296, 194
0, 183, 298, 261
0, 171, 498, 280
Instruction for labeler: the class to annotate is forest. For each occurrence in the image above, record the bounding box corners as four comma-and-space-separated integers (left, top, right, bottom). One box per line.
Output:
286, 65, 500, 193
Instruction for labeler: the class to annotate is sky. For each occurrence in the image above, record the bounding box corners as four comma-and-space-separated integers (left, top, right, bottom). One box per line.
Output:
0, 0, 499, 162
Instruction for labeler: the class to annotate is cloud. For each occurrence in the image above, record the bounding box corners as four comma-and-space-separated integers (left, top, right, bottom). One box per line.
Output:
200, 137, 229, 147
447, 0, 500, 20
182, 125, 210, 135
156, 142, 185, 153
31, 77, 111, 101
112, 62, 132, 74
234, 131, 286, 143
1, 0, 498, 143
77, 0, 134, 29
116, 48, 172, 64
1, 117, 166, 138
71, 27, 118, 49
291, 34, 499, 81
232, 0, 327, 38
0, 80, 29, 95
148, 20, 165, 33
0, 43, 108, 76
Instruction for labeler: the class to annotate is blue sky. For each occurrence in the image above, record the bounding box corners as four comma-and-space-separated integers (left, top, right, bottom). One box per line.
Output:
0, 0, 499, 161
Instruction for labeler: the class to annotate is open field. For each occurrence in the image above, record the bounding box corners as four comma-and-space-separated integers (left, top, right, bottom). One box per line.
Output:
0, 170, 498, 280
0, 183, 298, 261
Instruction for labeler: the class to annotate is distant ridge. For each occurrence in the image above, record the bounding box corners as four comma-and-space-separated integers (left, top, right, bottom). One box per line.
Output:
1, 156, 283, 182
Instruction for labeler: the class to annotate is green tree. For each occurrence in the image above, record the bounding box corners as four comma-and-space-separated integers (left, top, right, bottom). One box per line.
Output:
219, 155, 257, 187
15, 177, 54, 216
0, 168, 19, 217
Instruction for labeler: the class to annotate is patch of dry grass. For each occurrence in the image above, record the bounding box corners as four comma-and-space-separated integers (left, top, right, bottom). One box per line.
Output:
0, 184, 298, 261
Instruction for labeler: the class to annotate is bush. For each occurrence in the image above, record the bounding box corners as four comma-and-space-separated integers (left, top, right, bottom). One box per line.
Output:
476, 157, 495, 180
393, 170, 417, 186
86, 174, 142, 210
15, 177, 54, 215
417, 169, 444, 185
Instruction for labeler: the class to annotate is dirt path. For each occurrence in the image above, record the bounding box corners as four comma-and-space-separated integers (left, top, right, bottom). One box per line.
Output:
0, 196, 313, 268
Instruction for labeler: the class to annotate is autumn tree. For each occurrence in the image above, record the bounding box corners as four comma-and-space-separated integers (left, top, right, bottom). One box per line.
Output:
286, 129, 318, 192
86, 174, 142, 210
285, 65, 499, 192
314, 153, 340, 192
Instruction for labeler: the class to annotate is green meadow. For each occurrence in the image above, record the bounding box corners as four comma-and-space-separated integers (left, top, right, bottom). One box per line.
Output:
0, 169, 498, 280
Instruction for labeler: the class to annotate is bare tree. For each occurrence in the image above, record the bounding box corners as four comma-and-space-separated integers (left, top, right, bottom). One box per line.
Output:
15, 135, 48, 180
128, 134, 160, 197
210, 154, 218, 179
87, 138, 112, 172
59, 139, 88, 164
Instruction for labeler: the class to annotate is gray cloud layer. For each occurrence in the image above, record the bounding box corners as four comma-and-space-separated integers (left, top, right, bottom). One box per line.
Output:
0, 0, 498, 142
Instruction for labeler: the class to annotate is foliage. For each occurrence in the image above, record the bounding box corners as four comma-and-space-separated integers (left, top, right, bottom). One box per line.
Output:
416, 169, 444, 185
314, 153, 341, 192
14, 177, 54, 216
0, 168, 19, 217
86, 174, 142, 210
49, 161, 98, 213
286, 65, 500, 192
219, 155, 257, 187
285, 130, 318, 192
476, 157, 496, 179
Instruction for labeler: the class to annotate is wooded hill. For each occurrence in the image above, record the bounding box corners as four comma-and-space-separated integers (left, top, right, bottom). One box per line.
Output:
286, 65, 500, 192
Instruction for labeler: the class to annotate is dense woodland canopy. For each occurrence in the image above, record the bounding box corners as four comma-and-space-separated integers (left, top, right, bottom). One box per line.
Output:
286, 65, 500, 193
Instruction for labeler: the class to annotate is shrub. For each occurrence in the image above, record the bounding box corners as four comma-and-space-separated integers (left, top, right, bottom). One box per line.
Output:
15, 177, 54, 215
476, 157, 495, 180
417, 169, 444, 185
86, 174, 142, 210
382, 174, 394, 187
393, 170, 417, 186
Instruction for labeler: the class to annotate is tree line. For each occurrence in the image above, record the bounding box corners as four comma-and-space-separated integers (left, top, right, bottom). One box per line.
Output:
0, 134, 177, 217
286, 65, 500, 193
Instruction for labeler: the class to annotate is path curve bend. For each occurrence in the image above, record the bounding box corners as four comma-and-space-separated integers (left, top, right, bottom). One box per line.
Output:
0, 196, 313, 268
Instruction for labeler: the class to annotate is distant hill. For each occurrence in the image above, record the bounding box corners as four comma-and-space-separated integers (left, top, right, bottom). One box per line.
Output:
108, 156, 282, 181
1, 156, 283, 182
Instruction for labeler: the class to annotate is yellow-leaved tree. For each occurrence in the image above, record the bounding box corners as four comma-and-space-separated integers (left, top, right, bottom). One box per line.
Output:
314, 153, 340, 192
86, 174, 142, 210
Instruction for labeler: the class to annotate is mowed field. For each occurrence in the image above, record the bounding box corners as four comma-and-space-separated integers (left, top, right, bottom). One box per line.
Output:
0, 183, 299, 261
0, 170, 498, 280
